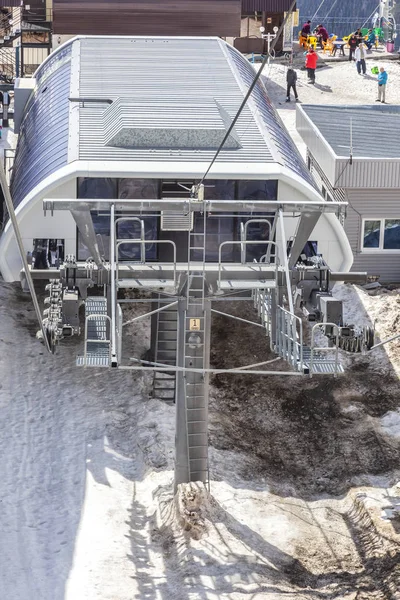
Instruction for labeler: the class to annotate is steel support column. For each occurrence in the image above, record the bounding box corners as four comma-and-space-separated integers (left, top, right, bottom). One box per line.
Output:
174, 297, 211, 491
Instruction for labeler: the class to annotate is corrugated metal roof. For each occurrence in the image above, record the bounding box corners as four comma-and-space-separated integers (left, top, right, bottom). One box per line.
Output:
11, 37, 318, 208
226, 44, 316, 187
300, 104, 400, 159
10, 44, 72, 208
78, 37, 277, 165
242, 0, 295, 11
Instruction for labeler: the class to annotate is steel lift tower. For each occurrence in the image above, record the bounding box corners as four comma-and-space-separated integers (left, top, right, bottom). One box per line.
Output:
2, 172, 372, 490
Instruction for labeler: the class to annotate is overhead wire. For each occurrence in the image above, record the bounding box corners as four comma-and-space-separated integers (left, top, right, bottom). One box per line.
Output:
311, 0, 328, 22
322, 0, 340, 23
361, 3, 381, 29
197, 0, 297, 190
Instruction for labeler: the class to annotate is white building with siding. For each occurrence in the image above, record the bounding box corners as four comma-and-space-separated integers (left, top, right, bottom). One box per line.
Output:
296, 104, 400, 283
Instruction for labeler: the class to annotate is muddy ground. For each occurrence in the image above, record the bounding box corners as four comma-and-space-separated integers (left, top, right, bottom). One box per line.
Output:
209, 300, 400, 599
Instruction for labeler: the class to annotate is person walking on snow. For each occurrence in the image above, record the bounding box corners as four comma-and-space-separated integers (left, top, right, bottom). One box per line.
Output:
348, 34, 357, 61
355, 43, 366, 74
305, 47, 318, 84
286, 67, 299, 102
376, 67, 388, 103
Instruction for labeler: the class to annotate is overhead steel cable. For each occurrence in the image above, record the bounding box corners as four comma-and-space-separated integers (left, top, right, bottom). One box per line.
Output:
197, 0, 297, 190
361, 2, 381, 28
322, 0, 340, 23
311, 0, 328, 22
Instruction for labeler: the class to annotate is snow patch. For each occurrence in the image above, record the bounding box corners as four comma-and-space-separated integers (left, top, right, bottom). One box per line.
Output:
380, 409, 400, 438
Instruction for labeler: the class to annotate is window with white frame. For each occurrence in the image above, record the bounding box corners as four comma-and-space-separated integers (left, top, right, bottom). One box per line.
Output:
362, 219, 400, 251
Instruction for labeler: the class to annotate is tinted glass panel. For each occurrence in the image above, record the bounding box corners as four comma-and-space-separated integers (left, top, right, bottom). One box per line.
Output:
32, 239, 64, 269
238, 180, 277, 200
78, 177, 117, 199
77, 212, 110, 260
77, 178, 116, 260
383, 219, 400, 250
118, 178, 159, 200
117, 179, 158, 260
192, 215, 235, 262
363, 220, 380, 248
203, 180, 235, 200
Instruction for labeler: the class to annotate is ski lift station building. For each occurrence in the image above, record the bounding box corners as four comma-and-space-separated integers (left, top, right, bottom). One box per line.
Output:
297, 104, 400, 283
0, 36, 353, 282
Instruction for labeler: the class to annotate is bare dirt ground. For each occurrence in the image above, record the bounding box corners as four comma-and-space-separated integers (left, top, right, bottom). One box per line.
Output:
208, 294, 400, 599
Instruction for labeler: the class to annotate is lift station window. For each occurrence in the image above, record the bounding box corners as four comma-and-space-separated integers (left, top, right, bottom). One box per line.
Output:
237, 180, 277, 200
77, 178, 157, 261
75, 177, 278, 263
32, 239, 64, 269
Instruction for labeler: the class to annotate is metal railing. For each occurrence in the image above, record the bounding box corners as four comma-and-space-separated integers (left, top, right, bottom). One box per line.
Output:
4, 148, 16, 186
276, 306, 304, 370
0, 46, 18, 81
253, 288, 273, 349
115, 239, 178, 290
218, 239, 279, 290
115, 216, 146, 263
22, 8, 53, 27
240, 219, 272, 264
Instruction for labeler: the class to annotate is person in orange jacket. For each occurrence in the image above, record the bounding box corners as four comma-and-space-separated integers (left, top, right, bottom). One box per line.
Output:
305, 47, 318, 84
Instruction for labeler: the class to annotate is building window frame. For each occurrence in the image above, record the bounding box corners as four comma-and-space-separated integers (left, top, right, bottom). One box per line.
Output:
361, 218, 400, 252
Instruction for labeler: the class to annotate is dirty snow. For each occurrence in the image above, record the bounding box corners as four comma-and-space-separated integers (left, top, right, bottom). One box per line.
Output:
380, 410, 400, 439
1, 59, 400, 599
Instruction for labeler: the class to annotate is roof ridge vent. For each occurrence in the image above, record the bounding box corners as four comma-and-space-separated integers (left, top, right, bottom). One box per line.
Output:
102, 97, 242, 150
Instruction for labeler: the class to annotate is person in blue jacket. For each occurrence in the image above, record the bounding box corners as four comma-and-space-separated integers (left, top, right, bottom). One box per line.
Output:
365, 29, 376, 49
376, 67, 388, 103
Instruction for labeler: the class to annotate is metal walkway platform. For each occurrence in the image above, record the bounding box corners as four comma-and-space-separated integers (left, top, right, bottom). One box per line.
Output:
76, 297, 111, 368
301, 346, 344, 375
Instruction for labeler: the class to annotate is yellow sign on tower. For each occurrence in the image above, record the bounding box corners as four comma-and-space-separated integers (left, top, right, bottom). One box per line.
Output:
189, 318, 201, 331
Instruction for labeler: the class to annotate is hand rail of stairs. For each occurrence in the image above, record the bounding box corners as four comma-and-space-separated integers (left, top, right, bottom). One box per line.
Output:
276, 305, 304, 369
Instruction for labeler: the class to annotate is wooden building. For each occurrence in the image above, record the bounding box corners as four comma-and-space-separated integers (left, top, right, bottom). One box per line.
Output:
52, 0, 242, 37
236, 0, 297, 54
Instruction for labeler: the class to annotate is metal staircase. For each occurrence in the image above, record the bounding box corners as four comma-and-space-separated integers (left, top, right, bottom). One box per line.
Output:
254, 292, 344, 375
153, 296, 178, 404
183, 202, 209, 483
0, 9, 21, 82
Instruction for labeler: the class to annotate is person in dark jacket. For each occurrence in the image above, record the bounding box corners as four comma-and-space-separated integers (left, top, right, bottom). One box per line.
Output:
348, 34, 357, 61
286, 67, 299, 102
316, 24, 329, 48
301, 20, 311, 36
354, 28, 364, 45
